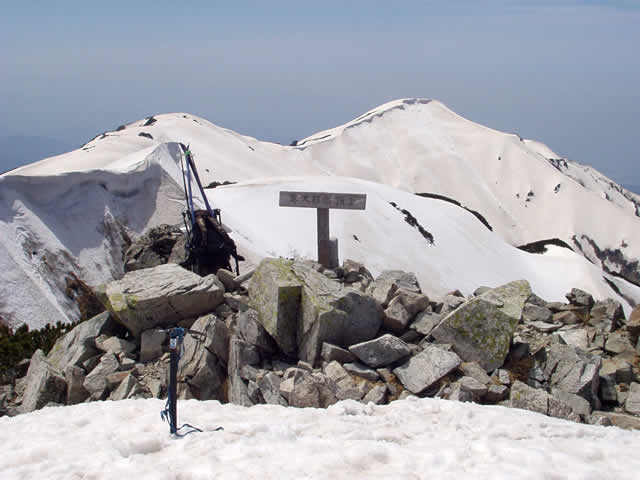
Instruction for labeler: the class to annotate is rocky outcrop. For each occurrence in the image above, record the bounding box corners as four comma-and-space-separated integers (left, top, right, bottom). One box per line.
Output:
430, 280, 531, 371
96, 263, 225, 338
20, 350, 66, 413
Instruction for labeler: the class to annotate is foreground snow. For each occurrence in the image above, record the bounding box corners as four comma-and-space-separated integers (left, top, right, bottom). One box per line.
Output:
1, 397, 639, 479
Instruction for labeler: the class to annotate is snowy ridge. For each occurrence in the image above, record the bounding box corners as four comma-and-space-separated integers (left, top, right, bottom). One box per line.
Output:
1, 99, 639, 328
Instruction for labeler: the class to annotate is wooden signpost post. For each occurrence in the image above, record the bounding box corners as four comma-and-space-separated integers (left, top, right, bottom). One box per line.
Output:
279, 191, 367, 268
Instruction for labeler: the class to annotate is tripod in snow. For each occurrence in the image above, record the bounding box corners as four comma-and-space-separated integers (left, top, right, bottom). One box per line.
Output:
159, 327, 223, 436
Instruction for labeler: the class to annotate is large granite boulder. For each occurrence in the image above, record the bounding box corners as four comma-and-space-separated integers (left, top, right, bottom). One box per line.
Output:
430, 280, 532, 371
47, 312, 117, 371
20, 350, 67, 413
248, 258, 302, 356
96, 263, 225, 338
292, 262, 382, 364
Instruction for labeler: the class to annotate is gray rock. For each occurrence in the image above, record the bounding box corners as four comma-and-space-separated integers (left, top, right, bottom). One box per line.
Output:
431, 280, 531, 371
177, 314, 228, 400
589, 299, 624, 332
288, 373, 337, 408
486, 384, 509, 403
321, 342, 356, 364
247, 381, 264, 404
279, 377, 295, 401
441, 295, 465, 313
548, 396, 581, 423
409, 311, 443, 336
96, 264, 225, 338
566, 288, 594, 309
342, 260, 373, 285
599, 364, 618, 404
510, 380, 548, 415
21, 350, 67, 413
236, 309, 277, 355
123, 224, 184, 272
553, 311, 581, 325
140, 329, 166, 363
447, 383, 473, 403
459, 362, 492, 386
522, 304, 553, 324
526, 293, 548, 307
602, 357, 634, 384
376, 368, 404, 397
95, 335, 136, 356
543, 343, 601, 407
64, 366, 89, 405
343, 363, 380, 382
625, 383, 640, 415
393, 345, 461, 394
234, 269, 255, 288
590, 411, 640, 430
368, 280, 398, 308
551, 388, 591, 418
324, 361, 362, 400
604, 332, 634, 355
109, 373, 139, 401
458, 376, 488, 401
229, 374, 253, 407
349, 334, 411, 368
626, 306, 640, 344
383, 296, 412, 333
83, 352, 120, 400
394, 289, 430, 316
217, 269, 236, 292
293, 262, 383, 365
376, 270, 421, 294
529, 321, 562, 333
297, 361, 314, 371
47, 312, 116, 371
257, 371, 287, 406
362, 383, 387, 404
494, 369, 511, 386
473, 286, 491, 297
228, 336, 260, 379
558, 329, 590, 350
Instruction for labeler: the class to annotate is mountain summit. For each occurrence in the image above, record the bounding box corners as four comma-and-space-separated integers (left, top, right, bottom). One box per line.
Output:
1, 99, 638, 329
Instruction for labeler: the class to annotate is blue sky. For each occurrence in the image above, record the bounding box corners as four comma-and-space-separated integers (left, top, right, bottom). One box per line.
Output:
1, 1, 639, 183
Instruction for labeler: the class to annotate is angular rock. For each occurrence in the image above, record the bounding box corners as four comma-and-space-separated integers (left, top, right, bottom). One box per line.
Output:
96, 263, 225, 338
522, 304, 553, 324
324, 361, 362, 400
47, 311, 116, 371
257, 371, 287, 406
293, 262, 382, 365
625, 383, 640, 415
95, 335, 136, 356
109, 373, 139, 401
288, 373, 337, 408
383, 297, 412, 333
123, 223, 183, 272
543, 343, 601, 407
458, 376, 488, 401
529, 321, 562, 333
526, 293, 548, 307
510, 380, 548, 415
342, 260, 373, 285
430, 280, 531, 371
343, 363, 379, 382
177, 315, 228, 400
229, 374, 253, 407
558, 329, 590, 350
64, 366, 89, 405
589, 298, 624, 332
376, 270, 421, 294
473, 286, 491, 297
279, 377, 295, 401
590, 411, 640, 430
21, 350, 67, 413
599, 364, 618, 404
83, 352, 120, 400
362, 383, 387, 404
553, 311, 581, 325
368, 280, 397, 308
459, 362, 492, 386
321, 342, 356, 364
566, 288, 594, 309
409, 311, 443, 336
349, 334, 411, 368
236, 309, 277, 355
551, 388, 591, 418
248, 258, 302, 355
393, 345, 461, 394
224, 293, 249, 312
140, 329, 166, 363
626, 306, 640, 343
376, 368, 404, 397
604, 332, 634, 355
486, 384, 509, 403
247, 381, 263, 404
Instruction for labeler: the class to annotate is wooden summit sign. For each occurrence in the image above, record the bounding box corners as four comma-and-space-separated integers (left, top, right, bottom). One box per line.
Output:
279, 191, 367, 268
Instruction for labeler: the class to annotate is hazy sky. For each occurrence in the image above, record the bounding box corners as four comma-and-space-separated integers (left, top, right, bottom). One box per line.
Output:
1, 1, 639, 184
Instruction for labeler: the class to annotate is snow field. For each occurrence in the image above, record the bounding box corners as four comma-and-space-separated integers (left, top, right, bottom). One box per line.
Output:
1, 397, 639, 480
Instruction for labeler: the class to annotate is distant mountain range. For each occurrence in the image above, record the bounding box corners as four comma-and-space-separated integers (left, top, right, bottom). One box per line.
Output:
0, 135, 74, 174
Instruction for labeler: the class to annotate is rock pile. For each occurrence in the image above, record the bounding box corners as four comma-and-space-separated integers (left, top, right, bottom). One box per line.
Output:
2, 257, 639, 431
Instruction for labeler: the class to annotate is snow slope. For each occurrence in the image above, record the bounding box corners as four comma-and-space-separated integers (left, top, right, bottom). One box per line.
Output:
2, 397, 640, 480
1, 99, 639, 328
